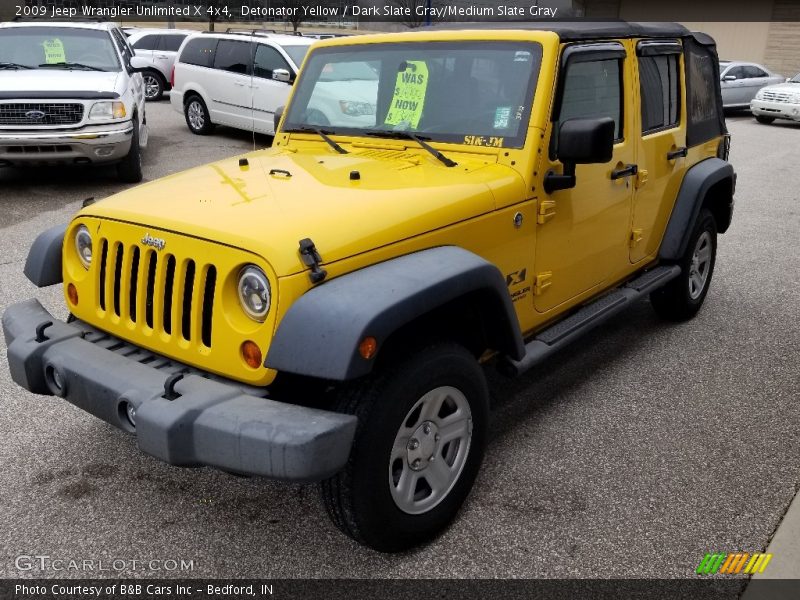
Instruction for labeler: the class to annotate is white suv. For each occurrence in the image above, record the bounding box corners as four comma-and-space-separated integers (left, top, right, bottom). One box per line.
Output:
170, 32, 313, 136
0, 21, 148, 182
128, 28, 194, 101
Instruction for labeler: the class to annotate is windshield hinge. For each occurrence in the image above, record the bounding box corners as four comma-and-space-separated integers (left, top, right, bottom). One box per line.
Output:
299, 238, 327, 284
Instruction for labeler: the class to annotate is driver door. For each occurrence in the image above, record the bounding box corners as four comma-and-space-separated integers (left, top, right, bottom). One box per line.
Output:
534, 44, 636, 313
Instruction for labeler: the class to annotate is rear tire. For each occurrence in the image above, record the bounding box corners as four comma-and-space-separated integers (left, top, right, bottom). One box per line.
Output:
116, 114, 143, 183
755, 115, 775, 124
184, 95, 214, 135
320, 342, 488, 552
143, 70, 165, 101
651, 209, 717, 321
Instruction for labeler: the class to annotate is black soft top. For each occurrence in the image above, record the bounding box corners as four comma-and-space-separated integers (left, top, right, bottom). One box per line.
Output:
433, 21, 715, 45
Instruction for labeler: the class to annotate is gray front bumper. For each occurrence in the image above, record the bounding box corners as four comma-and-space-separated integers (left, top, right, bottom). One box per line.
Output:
2, 299, 357, 482
0, 122, 133, 165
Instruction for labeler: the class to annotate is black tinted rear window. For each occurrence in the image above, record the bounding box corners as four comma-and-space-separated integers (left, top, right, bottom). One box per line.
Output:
213, 40, 252, 75
180, 37, 216, 67
132, 34, 158, 51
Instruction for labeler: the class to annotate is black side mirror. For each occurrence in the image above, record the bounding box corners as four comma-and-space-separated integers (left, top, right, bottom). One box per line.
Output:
273, 106, 284, 133
544, 117, 615, 194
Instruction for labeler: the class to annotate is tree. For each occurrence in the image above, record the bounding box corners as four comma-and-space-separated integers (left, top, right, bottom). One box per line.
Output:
392, 0, 426, 29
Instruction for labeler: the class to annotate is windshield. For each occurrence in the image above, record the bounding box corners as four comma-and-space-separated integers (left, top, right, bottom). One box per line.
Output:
281, 44, 310, 69
283, 41, 542, 148
0, 27, 120, 71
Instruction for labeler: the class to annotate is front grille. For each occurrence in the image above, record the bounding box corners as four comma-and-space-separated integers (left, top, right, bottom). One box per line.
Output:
5, 145, 73, 154
0, 103, 84, 125
761, 91, 794, 103
97, 239, 217, 349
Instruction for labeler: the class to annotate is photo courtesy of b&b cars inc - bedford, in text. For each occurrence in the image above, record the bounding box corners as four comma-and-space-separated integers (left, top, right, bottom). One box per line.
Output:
0, 0, 799, 599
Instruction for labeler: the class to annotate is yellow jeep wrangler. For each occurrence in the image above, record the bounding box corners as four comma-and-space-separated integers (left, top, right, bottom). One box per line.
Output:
3, 22, 734, 552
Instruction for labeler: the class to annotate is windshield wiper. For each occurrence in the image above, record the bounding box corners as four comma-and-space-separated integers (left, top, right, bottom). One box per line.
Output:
366, 130, 457, 167
0, 62, 32, 70
285, 126, 348, 154
38, 62, 104, 71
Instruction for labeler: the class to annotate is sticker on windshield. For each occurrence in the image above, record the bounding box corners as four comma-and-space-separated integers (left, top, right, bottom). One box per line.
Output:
494, 106, 512, 129
42, 38, 66, 64
384, 60, 429, 129
514, 51, 532, 63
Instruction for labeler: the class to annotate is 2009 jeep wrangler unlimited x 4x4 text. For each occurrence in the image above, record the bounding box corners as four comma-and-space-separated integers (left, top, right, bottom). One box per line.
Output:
4, 22, 734, 552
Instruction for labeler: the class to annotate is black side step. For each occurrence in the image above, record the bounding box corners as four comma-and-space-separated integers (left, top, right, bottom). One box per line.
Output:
501, 265, 681, 377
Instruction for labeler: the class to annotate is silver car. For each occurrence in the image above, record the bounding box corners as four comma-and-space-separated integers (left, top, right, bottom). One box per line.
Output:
719, 61, 784, 109
128, 28, 194, 101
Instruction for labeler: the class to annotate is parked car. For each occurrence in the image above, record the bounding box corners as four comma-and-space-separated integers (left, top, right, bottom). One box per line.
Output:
750, 72, 800, 124
5, 22, 735, 552
0, 21, 148, 182
170, 32, 314, 136
719, 60, 783, 108
127, 28, 194, 101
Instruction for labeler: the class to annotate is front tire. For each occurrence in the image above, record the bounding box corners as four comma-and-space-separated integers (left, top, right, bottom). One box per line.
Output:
755, 115, 775, 124
651, 209, 717, 321
184, 95, 214, 135
116, 114, 142, 183
320, 342, 488, 552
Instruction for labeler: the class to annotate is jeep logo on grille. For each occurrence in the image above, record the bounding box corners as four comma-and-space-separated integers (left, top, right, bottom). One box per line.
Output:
141, 233, 166, 251
25, 110, 46, 121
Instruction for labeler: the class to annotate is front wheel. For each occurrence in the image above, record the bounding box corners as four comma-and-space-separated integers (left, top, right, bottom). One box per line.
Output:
651, 209, 717, 321
755, 115, 775, 124
320, 342, 488, 552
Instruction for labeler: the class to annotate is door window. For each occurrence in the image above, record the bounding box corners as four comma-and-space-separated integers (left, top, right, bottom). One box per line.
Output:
639, 54, 680, 133
213, 40, 252, 75
132, 35, 158, 51
253, 44, 291, 80
725, 66, 747, 79
743, 65, 767, 78
558, 58, 623, 140
162, 35, 187, 52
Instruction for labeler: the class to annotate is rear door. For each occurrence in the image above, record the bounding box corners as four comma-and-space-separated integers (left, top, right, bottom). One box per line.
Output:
209, 39, 254, 129
631, 40, 687, 263
156, 33, 188, 80
534, 43, 635, 313
131, 33, 158, 68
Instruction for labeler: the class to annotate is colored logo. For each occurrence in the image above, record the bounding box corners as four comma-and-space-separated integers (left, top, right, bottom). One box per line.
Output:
696, 552, 773, 575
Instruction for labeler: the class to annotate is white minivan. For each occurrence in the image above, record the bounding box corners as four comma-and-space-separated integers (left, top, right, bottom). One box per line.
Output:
170, 32, 313, 136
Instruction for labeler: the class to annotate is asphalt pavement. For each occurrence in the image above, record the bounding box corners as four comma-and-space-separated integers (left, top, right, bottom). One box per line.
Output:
0, 103, 798, 581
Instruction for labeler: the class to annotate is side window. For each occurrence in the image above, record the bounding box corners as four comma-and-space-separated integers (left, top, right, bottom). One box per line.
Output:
162, 35, 187, 53
558, 58, 623, 140
132, 35, 158, 51
744, 65, 767, 78
639, 54, 680, 133
180, 37, 217, 68
726, 66, 746, 79
213, 40, 252, 75
253, 44, 291, 79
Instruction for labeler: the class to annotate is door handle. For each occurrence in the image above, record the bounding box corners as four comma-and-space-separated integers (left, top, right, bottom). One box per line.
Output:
667, 147, 688, 160
233, 81, 246, 87
610, 164, 638, 180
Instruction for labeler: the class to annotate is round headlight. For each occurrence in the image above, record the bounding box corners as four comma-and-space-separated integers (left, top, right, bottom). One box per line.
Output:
237, 265, 271, 322
75, 225, 92, 269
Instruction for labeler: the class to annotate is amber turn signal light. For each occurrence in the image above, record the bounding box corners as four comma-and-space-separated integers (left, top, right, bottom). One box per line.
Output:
358, 336, 378, 360
240, 340, 263, 369
67, 283, 79, 306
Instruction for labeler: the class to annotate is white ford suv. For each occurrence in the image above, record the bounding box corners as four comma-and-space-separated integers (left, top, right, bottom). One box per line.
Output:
0, 21, 148, 182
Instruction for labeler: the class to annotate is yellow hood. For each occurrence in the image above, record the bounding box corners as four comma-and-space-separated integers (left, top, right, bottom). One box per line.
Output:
81, 146, 524, 276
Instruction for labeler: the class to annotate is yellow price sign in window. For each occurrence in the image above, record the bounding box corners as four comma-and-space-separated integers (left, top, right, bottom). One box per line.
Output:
384, 60, 429, 129
43, 38, 66, 64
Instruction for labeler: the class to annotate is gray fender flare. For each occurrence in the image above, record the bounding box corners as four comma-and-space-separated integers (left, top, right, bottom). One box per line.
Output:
659, 158, 734, 260
265, 246, 525, 381
24, 223, 66, 287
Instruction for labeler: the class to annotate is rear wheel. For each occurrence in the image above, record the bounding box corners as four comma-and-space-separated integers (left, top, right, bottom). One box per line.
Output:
320, 342, 488, 552
184, 95, 214, 135
143, 70, 164, 101
651, 209, 717, 321
755, 115, 775, 124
